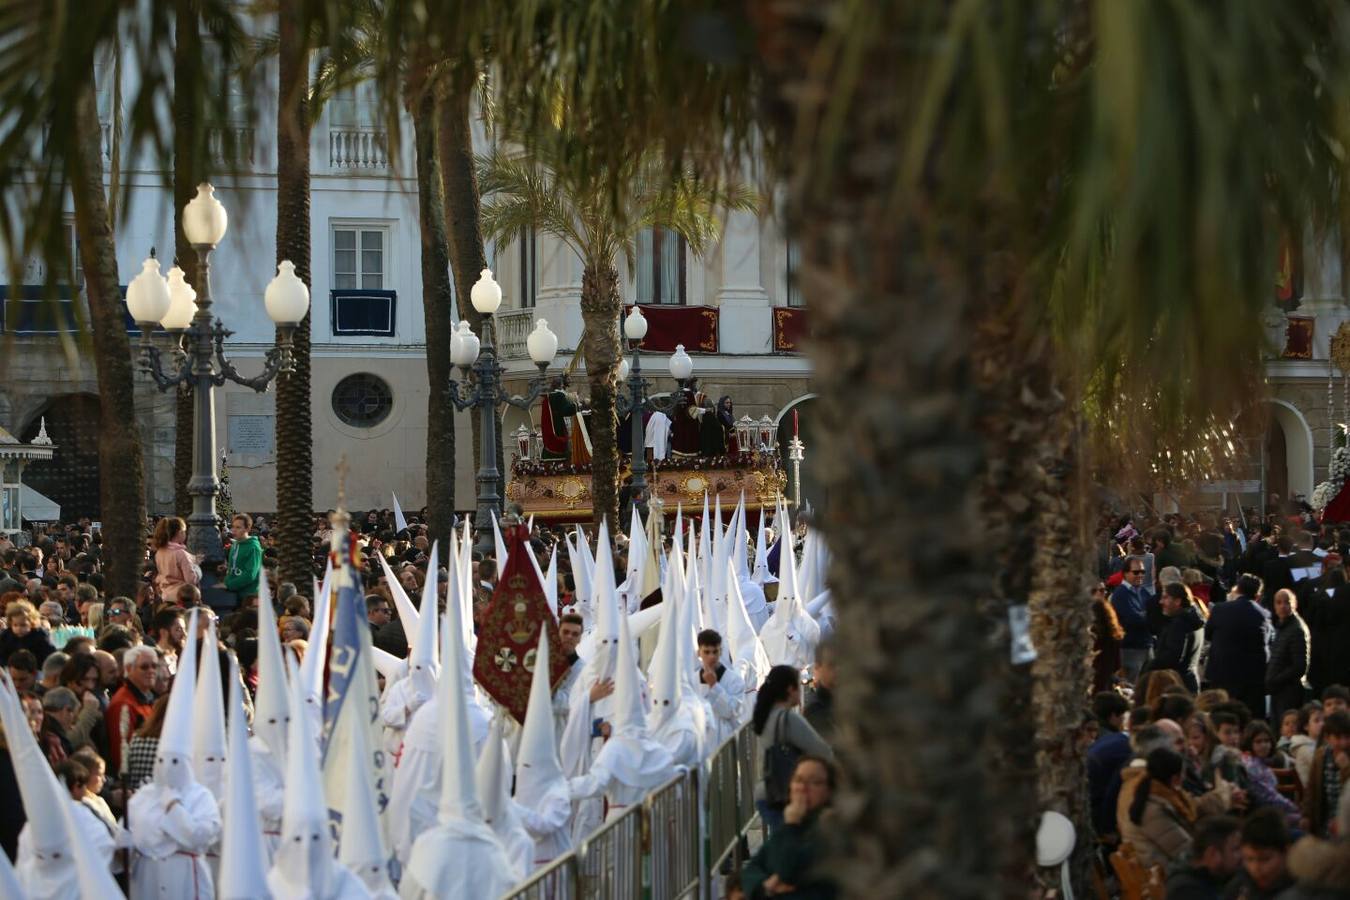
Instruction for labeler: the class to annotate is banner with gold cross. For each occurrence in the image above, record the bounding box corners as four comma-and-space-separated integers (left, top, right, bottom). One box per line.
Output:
472, 521, 570, 724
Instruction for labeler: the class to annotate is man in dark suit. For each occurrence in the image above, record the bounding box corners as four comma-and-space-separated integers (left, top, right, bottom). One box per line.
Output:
1261, 536, 1296, 607
1205, 573, 1274, 719
1240, 524, 1277, 576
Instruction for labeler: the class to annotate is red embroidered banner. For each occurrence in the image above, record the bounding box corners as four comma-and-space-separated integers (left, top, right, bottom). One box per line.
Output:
773, 307, 809, 353
625, 304, 718, 353
1283, 315, 1313, 359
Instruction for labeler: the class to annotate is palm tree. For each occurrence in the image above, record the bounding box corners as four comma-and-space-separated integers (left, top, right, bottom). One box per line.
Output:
477, 141, 756, 526
477, 2, 1350, 893
68, 76, 147, 600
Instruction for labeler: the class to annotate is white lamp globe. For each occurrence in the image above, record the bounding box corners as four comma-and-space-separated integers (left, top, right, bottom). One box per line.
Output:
617, 358, 630, 382
526, 319, 558, 365
161, 267, 199, 331
451, 321, 480, 366
469, 268, 502, 315
623, 306, 648, 341
182, 183, 229, 246
126, 257, 172, 325
264, 261, 310, 325
668, 344, 694, 381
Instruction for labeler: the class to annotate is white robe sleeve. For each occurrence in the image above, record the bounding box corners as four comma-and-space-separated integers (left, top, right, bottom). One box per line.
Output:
566, 760, 613, 801
705, 669, 743, 727
515, 790, 572, 840
249, 739, 285, 830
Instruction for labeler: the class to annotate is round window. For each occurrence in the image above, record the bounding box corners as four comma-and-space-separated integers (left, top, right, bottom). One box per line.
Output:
332, 373, 393, 428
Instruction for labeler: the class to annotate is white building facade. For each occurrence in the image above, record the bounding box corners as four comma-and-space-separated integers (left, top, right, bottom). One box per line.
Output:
0, 57, 819, 520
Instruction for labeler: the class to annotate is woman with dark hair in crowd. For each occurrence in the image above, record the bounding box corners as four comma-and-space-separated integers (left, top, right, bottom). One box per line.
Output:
1117, 747, 1196, 867
752, 665, 833, 834
1091, 581, 1124, 694
58, 654, 105, 750
741, 756, 838, 899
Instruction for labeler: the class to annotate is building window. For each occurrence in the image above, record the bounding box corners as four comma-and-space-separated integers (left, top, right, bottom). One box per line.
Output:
636, 227, 686, 305
332, 373, 393, 428
785, 240, 803, 307
329, 85, 376, 128
519, 227, 537, 308
331, 290, 396, 337
333, 225, 386, 290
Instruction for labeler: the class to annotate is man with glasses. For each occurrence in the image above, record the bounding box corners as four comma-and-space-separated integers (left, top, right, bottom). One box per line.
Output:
104, 644, 159, 774
1111, 558, 1155, 682
367, 594, 392, 640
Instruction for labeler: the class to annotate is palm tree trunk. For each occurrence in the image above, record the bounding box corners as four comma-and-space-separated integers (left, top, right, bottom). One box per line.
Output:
580, 264, 620, 529
70, 79, 146, 598
172, 0, 201, 518
274, 5, 312, 594
751, 4, 1031, 894
411, 82, 457, 552
436, 72, 495, 492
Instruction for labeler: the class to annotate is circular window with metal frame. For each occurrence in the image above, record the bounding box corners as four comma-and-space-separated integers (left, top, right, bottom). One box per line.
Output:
331, 373, 393, 428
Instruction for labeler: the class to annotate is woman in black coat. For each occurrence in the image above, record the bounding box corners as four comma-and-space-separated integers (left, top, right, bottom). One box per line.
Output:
1266, 588, 1311, 724
1148, 583, 1206, 693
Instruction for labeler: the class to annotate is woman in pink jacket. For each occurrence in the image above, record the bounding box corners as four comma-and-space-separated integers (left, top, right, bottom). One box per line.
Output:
152, 516, 200, 604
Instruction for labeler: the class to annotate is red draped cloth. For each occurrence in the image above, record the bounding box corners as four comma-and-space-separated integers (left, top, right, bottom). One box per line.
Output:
472, 523, 570, 723
1323, 482, 1350, 524
623, 305, 718, 352
773, 307, 809, 353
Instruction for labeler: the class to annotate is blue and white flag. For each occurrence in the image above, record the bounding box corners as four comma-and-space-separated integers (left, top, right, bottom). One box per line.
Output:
321, 559, 390, 841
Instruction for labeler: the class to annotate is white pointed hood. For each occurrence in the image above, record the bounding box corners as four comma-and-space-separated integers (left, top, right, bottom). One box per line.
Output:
436, 579, 482, 826
576, 519, 618, 681
515, 632, 564, 800
408, 542, 441, 703
686, 525, 707, 634
759, 509, 820, 669
543, 544, 559, 619
0, 673, 67, 855
298, 564, 334, 733
219, 654, 271, 900
753, 507, 777, 585
475, 716, 511, 830
565, 530, 591, 619
377, 552, 419, 633
491, 509, 508, 578
624, 504, 648, 597
646, 563, 682, 730
155, 607, 200, 790
0, 674, 122, 897
611, 601, 649, 738
732, 494, 750, 580
698, 494, 713, 604
403, 588, 515, 900
336, 704, 396, 898
254, 575, 291, 762
724, 557, 771, 690
192, 616, 227, 803
370, 644, 406, 683
0, 837, 22, 900
268, 672, 346, 899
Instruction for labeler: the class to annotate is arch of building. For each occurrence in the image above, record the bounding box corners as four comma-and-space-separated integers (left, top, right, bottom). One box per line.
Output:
1266, 398, 1315, 501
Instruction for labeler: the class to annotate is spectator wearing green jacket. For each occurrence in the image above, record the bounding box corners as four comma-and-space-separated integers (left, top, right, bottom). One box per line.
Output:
741, 756, 838, 900
222, 513, 262, 600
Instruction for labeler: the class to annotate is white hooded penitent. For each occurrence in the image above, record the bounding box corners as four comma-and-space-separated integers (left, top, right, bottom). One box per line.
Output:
513, 633, 573, 867
218, 654, 271, 900
192, 616, 228, 804
400, 569, 517, 900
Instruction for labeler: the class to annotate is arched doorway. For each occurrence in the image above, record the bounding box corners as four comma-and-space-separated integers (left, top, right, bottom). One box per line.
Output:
775, 395, 823, 515
19, 395, 102, 520
1264, 399, 1314, 506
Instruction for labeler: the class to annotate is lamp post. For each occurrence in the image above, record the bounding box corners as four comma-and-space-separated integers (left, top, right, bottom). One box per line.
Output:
615, 306, 692, 520
127, 183, 309, 563
448, 269, 558, 554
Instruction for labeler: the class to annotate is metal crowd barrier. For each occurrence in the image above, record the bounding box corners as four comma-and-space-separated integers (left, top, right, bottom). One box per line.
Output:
646, 772, 701, 900
499, 852, 580, 900
576, 803, 643, 899
499, 723, 759, 900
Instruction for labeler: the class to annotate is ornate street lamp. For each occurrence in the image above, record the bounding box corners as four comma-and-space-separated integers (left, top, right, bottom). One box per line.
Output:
615, 307, 692, 520
448, 269, 558, 553
127, 183, 309, 562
